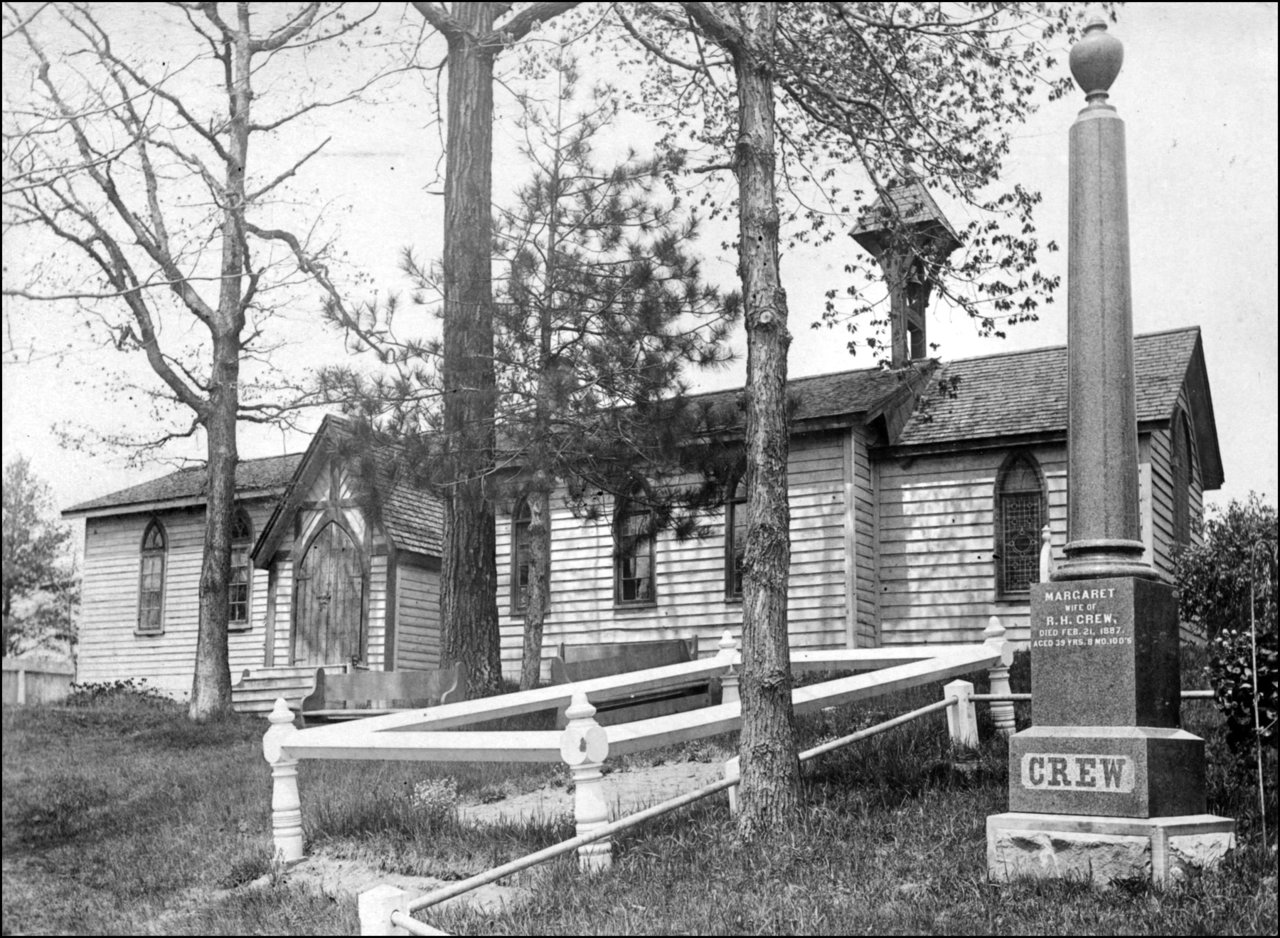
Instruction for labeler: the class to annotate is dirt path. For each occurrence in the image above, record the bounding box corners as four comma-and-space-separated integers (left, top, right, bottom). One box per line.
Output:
258, 758, 730, 924
457, 758, 730, 827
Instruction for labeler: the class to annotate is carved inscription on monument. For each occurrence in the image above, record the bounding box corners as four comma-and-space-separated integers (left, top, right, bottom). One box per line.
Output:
1019, 753, 1135, 792
1030, 585, 1133, 651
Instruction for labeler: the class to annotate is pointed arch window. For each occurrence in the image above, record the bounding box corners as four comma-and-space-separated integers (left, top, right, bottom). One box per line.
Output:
995, 453, 1045, 598
615, 496, 656, 607
725, 477, 748, 600
1171, 410, 1194, 549
229, 509, 253, 629
137, 519, 167, 635
511, 499, 532, 613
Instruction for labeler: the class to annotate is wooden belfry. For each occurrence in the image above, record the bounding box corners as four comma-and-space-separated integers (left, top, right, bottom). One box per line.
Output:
852, 175, 960, 367
986, 18, 1234, 884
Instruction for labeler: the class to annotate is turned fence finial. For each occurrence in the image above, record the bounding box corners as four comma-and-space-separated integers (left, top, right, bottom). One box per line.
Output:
984, 616, 1017, 737
559, 691, 611, 871
262, 698, 304, 864
1039, 524, 1054, 583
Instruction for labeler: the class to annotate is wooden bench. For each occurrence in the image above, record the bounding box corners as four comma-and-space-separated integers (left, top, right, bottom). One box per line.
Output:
299, 664, 465, 726
548, 638, 712, 728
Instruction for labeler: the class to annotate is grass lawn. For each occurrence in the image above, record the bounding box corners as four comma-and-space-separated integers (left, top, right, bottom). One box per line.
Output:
3, 668, 1276, 936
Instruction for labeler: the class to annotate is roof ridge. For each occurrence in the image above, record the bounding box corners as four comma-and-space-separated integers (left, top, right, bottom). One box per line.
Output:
64, 451, 306, 515
682, 362, 895, 403
939, 325, 1200, 366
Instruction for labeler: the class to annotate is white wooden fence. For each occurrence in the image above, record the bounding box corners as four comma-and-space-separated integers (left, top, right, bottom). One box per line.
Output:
2, 658, 74, 706
260, 623, 1017, 934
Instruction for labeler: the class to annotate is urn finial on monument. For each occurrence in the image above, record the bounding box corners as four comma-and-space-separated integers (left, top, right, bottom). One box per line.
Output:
1070, 14, 1124, 107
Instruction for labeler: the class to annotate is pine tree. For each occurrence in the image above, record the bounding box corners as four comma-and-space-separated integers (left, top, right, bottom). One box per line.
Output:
492, 61, 739, 688
324, 60, 739, 689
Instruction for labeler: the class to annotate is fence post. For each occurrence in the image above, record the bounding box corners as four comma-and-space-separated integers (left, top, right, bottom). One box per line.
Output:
984, 617, 1017, 737
944, 680, 979, 749
717, 630, 740, 706
262, 698, 304, 865
17, 666, 26, 706
559, 691, 611, 871
724, 755, 741, 814
358, 884, 413, 936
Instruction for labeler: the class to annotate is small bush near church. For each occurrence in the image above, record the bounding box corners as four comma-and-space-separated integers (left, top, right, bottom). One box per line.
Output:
1176, 495, 1278, 767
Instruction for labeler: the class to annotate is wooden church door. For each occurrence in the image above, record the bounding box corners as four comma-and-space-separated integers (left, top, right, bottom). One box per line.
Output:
293, 521, 364, 666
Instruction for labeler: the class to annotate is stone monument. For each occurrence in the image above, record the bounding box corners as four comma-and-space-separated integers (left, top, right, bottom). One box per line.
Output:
986, 17, 1235, 885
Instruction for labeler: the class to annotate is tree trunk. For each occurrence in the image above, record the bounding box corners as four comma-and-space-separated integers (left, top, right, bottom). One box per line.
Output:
190, 11, 252, 721
519, 485, 552, 690
733, 1, 801, 837
189, 335, 239, 721
438, 2, 503, 696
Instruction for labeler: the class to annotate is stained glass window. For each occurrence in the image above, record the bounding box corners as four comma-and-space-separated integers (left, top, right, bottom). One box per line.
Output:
997, 455, 1044, 597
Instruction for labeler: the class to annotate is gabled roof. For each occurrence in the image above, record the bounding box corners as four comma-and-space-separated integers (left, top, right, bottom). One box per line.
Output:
252, 414, 443, 565
682, 364, 917, 432
892, 326, 1223, 489
62, 453, 303, 518
851, 178, 962, 255
372, 445, 444, 558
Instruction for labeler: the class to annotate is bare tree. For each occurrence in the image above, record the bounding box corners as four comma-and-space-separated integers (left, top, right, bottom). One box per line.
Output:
2, 2, 393, 719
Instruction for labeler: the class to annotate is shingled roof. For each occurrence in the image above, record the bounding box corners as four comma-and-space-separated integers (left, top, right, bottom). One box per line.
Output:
63, 453, 303, 517
683, 364, 913, 431
851, 178, 962, 254
892, 327, 1221, 487
370, 443, 444, 558
252, 414, 444, 563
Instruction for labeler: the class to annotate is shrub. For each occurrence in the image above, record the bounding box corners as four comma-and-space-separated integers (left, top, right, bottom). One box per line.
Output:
64, 678, 172, 708
1176, 495, 1278, 769
1176, 494, 1277, 641
1207, 628, 1278, 756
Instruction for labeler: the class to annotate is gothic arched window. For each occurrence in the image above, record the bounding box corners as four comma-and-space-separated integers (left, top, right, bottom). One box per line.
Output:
995, 453, 1045, 598
725, 476, 748, 600
615, 496, 656, 606
511, 499, 532, 612
137, 519, 167, 634
229, 509, 253, 628
1171, 410, 1195, 549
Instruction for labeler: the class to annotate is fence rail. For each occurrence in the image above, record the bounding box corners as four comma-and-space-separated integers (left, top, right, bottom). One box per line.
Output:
367, 696, 964, 936
307, 616, 1222, 936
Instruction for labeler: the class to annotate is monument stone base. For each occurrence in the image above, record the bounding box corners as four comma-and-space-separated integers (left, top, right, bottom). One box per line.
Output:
987, 812, 1235, 886
1008, 724, 1206, 817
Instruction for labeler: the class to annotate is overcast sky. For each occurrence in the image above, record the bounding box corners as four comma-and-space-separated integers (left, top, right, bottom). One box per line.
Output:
2, 2, 1276, 522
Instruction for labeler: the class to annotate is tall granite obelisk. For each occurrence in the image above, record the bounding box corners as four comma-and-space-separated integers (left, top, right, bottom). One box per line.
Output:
986, 18, 1235, 884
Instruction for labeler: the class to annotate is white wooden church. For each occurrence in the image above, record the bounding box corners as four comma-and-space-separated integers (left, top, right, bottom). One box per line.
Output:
63, 184, 1221, 706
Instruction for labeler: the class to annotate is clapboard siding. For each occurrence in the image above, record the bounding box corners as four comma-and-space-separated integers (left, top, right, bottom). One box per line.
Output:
876, 445, 1069, 647
364, 554, 388, 670
494, 429, 855, 679
75, 446, 429, 699
394, 561, 441, 670
77, 499, 277, 698
268, 558, 294, 668
1147, 387, 1205, 575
